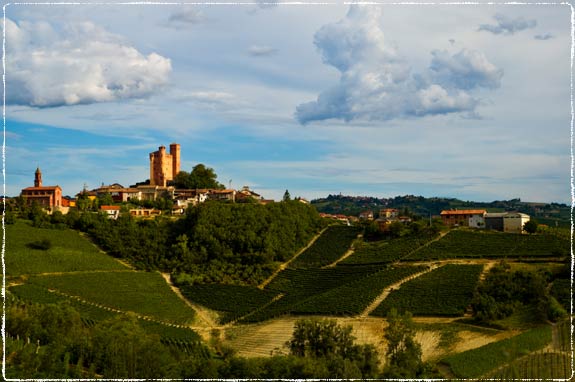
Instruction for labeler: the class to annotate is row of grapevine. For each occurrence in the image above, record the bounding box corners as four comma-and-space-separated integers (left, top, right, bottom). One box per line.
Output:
291, 265, 427, 315
27, 271, 197, 324
406, 230, 569, 261
341, 231, 437, 265
10, 283, 202, 343
442, 325, 552, 378
177, 283, 278, 324
371, 264, 483, 317
239, 264, 386, 323
486, 352, 571, 379
160, 338, 210, 357
289, 225, 361, 268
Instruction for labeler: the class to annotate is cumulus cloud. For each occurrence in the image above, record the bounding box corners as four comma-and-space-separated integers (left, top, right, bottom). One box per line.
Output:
429, 49, 503, 90
478, 13, 536, 35
534, 33, 554, 40
5, 19, 171, 108
164, 8, 206, 29
248, 45, 278, 57
295, 5, 502, 124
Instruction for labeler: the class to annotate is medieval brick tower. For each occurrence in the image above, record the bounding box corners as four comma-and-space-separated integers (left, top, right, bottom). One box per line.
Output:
34, 167, 42, 187
149, 143, 181, 186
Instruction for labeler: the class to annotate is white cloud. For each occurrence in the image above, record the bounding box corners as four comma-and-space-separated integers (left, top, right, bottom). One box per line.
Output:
478, 13, 537, 35
428, 49, 503, 90
5, 18, 172, 107
295, 5, 502, 124
164, 8, 206, 29
248, 45, 278, 57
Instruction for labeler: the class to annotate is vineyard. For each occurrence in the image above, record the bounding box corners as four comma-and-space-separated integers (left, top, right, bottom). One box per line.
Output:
27, 271, 197, 324
5, 220, 129, 276
341, 231, 437, 265
239, 265, 385, 323
290, 265, 427, 315
442, 325, 552, 378
177, 284, 278, 323
405, 230, 570, 261
288, 225, 361, 268
371, 264, 483, 317
9, 283, 202, 344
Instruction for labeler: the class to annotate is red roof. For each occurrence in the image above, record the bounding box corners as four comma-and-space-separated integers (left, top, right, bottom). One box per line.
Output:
22, 186, 61, 191
100, 205, 121, 211
440, 209, 486, 215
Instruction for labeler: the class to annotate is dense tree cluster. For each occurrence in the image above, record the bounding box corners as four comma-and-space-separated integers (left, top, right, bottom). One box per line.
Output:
172, 164, 225, 190
6, 301, 422, 379
286, 318, 380, 378
27, 200, 324, 285
471, 262, 567, 322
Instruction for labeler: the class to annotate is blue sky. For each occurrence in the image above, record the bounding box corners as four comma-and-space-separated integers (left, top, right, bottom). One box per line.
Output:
4, 2, 572, 203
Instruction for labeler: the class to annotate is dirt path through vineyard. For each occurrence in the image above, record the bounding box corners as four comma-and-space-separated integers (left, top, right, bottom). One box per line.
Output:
258, 225, 332, 289
160, 272, 220, 329
359, 264, 441, 317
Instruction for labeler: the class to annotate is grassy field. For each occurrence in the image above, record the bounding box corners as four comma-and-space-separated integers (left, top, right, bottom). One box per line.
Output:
27, 271, 197, 324
4, 220, 129, 276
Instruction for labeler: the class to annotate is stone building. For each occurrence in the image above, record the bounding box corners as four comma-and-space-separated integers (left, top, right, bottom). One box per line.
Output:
149, 143, 180, 186
20, 167, 62, 211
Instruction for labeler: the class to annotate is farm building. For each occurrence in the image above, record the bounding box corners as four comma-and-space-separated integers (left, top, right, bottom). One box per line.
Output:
440, 209, 486, 228
485, 212, 530, 233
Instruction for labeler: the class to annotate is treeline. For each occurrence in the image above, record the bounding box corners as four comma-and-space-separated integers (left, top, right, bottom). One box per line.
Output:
471, 261, 568, 323
6, 299, 437, 379
16, 201, 325, 285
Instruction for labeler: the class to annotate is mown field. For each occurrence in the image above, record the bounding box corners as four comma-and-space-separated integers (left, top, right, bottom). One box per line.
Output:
5, 220, 129, 276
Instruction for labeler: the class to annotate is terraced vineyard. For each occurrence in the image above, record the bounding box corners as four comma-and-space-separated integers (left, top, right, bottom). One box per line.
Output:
178, 284, 278, 323
442, 325, 552, 378
341, 231, 437, 265
405, 230, 569, 261
27, 271, 197, 324
371, 264, 483, 317
291, 265, 427, 315
9, 283, 201, 343
486, 352, 571, 379
240, 265, 385, 323
289, 225, 361, 268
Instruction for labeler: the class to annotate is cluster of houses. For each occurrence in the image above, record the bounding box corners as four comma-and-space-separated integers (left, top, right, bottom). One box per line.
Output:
439, 209, 530, 233
19, 143, 273, 218
354, 208, 531, 234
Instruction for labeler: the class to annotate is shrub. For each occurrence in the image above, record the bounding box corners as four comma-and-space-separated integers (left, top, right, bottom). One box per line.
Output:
27, 239, 52, 250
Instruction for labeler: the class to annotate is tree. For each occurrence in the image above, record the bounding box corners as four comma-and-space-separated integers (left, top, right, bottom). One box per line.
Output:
523, 219, 538, 234
283, 190, 291, 202
287, 318, 379, 378
383, 309, 423, 378
173, 164, 224, 189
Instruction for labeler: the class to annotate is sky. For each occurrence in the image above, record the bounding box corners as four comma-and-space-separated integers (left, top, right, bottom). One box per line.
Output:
4, 2, 573, 203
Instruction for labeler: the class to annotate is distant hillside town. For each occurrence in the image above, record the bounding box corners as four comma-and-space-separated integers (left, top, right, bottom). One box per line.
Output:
18, 143, 277, 217
16, 143, 568, 232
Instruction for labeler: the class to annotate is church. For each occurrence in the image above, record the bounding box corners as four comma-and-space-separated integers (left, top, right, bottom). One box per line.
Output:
20, 167, 62, 211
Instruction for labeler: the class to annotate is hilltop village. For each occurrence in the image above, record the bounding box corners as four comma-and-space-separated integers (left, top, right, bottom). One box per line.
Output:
19, 143, 277, 217
17, 142, 543, 234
